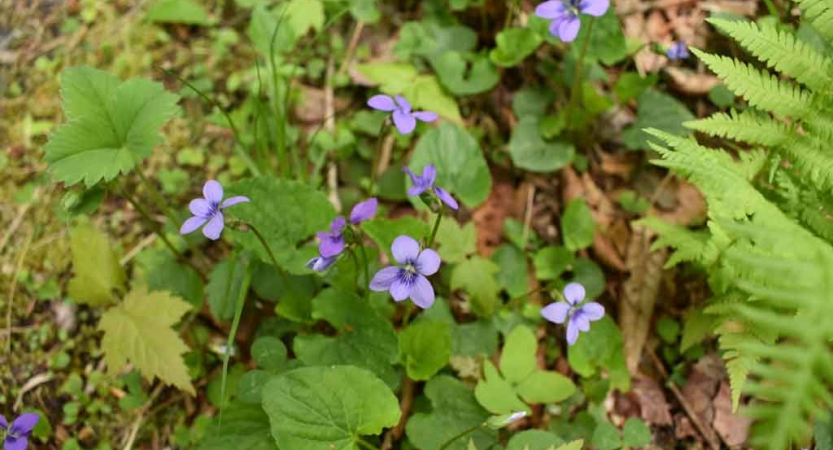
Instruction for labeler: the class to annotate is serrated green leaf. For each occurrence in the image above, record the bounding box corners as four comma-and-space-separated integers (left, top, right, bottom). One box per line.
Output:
251, 337, 288, 372
407, 376, 498, 450
622, 417, 651, 447
99, 287, 194, 394
45, 66, 180, 187
410, 123, 492, 208
207, 252, 251, 322
225, 178, 334, 274
474, 360, 529, 414
506, 430, 565, 450
561, 199, 595, 251
492, 245, 530, 298
435, 219, 478, 263
67, 222, 126, 306
400, 320, 452, 380
509, 117, 575, 173
293, 288, 398, 383
200, 402, 277, 450
262, 365, 401, 450
490, 28, 542, 67
591, 422, 622, 450
533, 246, 575, 281
500, 326, 537, 383
515, 371, 576, 404
146, 0, 211, 25
451, 257, 501, 317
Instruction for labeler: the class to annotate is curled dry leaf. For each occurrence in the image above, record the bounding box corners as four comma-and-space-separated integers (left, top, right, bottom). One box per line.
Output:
632, 375, 674, 425
665, 67, 720, 96
712, 382, 752, 448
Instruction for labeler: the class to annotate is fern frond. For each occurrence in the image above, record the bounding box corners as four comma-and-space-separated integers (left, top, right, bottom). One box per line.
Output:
638, 217, 717, 267
772, 171, 833, 242
685, 109, 793, 147
692, 49, 813, 119
795, 0, 833, 40
781, 134, 833, 190
707, 18, 833, 90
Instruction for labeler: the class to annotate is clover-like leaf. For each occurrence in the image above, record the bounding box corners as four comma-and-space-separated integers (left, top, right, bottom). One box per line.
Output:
451, 257, 501, 317
45, 66, 180, 187
68, 222, 126, 306
293, 288, 399, 384
474, 360, 529, 414
99, 286, 194, 394
262, 365, 401, 450
432, 52, 500, 96
490, 28, 542, 67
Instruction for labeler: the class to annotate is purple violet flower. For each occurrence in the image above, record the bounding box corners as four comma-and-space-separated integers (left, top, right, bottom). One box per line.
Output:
535, 0, 610, 42
541, 282, 605, 345
666, 41, 690, 61
370, 235, 441, 309
316, 198, 378, 258
368, 94, 438, 135
180, 180, 250, 241
403, 164, 459, 210
1, 413, 39, 450
306, 255, 338, 272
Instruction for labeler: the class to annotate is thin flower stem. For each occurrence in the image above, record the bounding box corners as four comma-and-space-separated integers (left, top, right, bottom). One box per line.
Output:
427, 207, 444, 248
438, 423, 485, 450
347, 248, 360, 291
245, 223, 294, 290
565, 17, 595, 131
219, 258, 252, 425
368, 121, 390, 194
401, 301, 414, 327
357, 235, 371, 299
356, 438, 381, 450
136, 167, 180, 227
118, 182, 188, 264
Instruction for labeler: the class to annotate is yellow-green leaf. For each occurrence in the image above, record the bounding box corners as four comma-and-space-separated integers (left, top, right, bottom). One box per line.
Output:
67, 222, 126, 306
99, 287, 194, 394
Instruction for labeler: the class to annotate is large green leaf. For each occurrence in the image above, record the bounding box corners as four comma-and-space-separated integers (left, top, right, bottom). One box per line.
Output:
506, 430, 565, 450
509, 117, 575, 173
200, 402, 277, 450
573, 9, 627, 65
410, 123, 492, 208
561, 199, 596, 251
515, 371, 576, 404
207, 252, 252, 322
567, 316, 631, 390
225, 177, 335, 274
399, 320, 452, 380
622, 89, 695, 151
407, 376, 498, 450
247, 3, 297, 56
432, 52, 500, 96
67, 222, 126, 306
491, 245, 530, 298
136, 249, 204, 308
500, 326, 537, 383
490, 28, 542, 67
99, 287, 194, 394
45, 66, 180, 187
435, 218, 478, 263
262, 365, 401, 450
474, 360, 529, 414
451, 257, 501, 317
293, 289, 399, 383
362, 216, 430, 258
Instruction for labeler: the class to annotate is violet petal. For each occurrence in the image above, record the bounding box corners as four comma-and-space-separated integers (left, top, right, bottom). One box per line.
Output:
368, 94, 397, 111
350, 198, 378, 224
434, 187, 459, 210
410, 275, 435, 309
416, 248, 441, 276
203, 180, 224, 204
202, 212, 225, 240
180, 216, 208, 235
220, 196, 250, 209
391, 235, 420, 264
541, 302, 571, 324
563, 282, 586, 305
392, 110, 417, 135
370, 266, 401, 291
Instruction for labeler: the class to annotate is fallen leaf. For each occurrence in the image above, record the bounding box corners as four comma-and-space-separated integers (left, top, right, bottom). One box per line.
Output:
681, 354, 724, 427
632, 375, 673, 425
665, 67, 720, 96
473, 173, 523, 256
712, 382, 752, 448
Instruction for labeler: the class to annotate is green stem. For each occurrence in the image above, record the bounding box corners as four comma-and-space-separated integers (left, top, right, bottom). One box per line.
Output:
368, 121, 390, 194
761, 0, 780, 19
246, 223, 292, 284
438, 423, 485, 450
219, 257, 252, 424
565, 17, 595, 130
357, 235, 371, 299
155, 66, 260, 176
427, 208, 444, 248
136, 167, 180, 227
269, 10, 291, 178
118, 182, 189, 266
348, 248, 360, 292
355, 438, 381, 450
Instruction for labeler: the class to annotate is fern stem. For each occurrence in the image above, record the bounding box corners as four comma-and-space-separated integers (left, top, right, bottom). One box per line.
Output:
761, 0, 780, 19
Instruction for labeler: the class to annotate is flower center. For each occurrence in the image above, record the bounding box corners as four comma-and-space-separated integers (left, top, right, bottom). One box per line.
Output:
563, 0, 580, 14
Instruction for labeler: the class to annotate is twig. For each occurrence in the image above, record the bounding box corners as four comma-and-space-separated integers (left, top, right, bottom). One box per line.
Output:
647, 347, 723, 450
521, 185, 536, 250
119, 234, 158, 267
122, 383, 165, 450
13, 372, 53, 410
337, 20, 365, 79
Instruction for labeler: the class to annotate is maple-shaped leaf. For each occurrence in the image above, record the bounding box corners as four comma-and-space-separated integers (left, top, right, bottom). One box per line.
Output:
67, 222, 126, 306
44, 66, 180, 187
99, 286, 194, 394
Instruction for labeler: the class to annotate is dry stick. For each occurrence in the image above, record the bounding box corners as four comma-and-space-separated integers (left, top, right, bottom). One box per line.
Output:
520, 185, 536, 250
6, 229, 32, 354
122, 383, 165, 450
647, 347, 723, 450
325, 40, 342, 212
337, 20, 365, 79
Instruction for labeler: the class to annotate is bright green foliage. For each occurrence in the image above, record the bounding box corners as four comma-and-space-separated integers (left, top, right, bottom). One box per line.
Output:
251, 337, 288, 372
435, 219, 477, 263
261, 365, 401, 450
490, 28, 542, 67
505, 430, 565, 450
533, 246, 574, 280
685, 109, 793, 147
794, 0, 833, 39
622, 418, 651, 447
207, 252, 251, 322
68, 222, 126, 306
451, 256, 501, 317
200, 402, 276, 450
509, 117, 575, 172
136, 249, 204, 308
567, 317, 630, 391
226, 177, 334, 273
475, 326, 576, 414
591, 422, 621, 450
407, 376, 498, 450
146, 0, 211, 25
561, 199, 595, 251
622, 89, 694, 150
363, 216, 430, 257
99, 287, 194, 394
294, 289, 399, 384
410, 123, 492, 208
399, 320, 452, 380
45, 66, 180, 187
